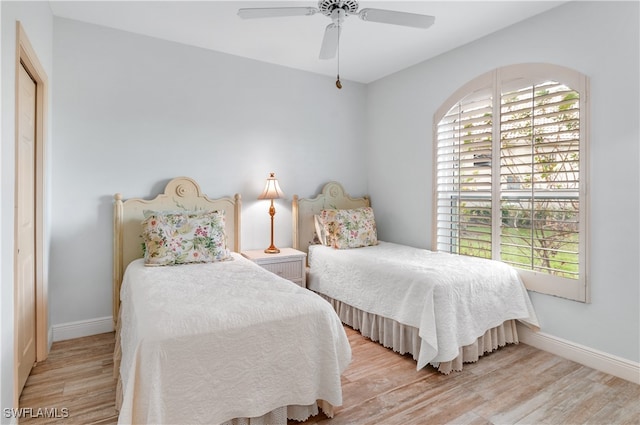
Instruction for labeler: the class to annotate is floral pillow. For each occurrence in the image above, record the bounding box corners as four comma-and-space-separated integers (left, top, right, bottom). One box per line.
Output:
319, 207, 378, 249
141, 210, 231, 266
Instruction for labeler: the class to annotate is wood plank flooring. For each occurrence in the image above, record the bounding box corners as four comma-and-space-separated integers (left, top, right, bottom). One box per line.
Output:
18, 333, 118, 425
18, 327, 639, 424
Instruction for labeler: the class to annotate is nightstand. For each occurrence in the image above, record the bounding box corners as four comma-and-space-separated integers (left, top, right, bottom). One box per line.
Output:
242, 247, 307, 288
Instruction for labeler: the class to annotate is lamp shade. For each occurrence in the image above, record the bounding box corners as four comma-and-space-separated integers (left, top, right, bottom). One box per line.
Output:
258, 173, 284, 200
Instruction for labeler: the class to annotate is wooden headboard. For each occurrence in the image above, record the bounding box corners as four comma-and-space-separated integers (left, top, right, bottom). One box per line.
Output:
112, 177, 241, 324
292, 181, 370, 257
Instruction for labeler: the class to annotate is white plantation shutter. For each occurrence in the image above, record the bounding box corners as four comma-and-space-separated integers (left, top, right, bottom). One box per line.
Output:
436, 88, 493, 258
434, 64, 589, 302
500, 80, 580, 278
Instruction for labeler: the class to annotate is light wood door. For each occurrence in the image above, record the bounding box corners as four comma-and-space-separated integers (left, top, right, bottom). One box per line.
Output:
15, 63, 37, 395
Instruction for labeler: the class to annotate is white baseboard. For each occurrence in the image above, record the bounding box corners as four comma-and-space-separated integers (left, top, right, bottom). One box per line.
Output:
517, 323, 640, 385
51, 316, 114, 342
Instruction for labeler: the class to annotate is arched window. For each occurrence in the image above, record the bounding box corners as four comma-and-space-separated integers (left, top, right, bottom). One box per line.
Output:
433, 64, 589, 302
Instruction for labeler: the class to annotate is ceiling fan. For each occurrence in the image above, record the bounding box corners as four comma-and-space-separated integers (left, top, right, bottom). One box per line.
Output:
238, 0, 435, 88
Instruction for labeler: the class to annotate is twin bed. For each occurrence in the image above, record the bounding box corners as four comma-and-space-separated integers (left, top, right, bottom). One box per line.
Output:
113, 177, 539, 424
112, 177, 351, 425
293, 181, 539, 374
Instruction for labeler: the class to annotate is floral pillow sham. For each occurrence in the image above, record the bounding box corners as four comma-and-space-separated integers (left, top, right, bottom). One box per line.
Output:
141, 209, 231, 266
319, 207, 378, 249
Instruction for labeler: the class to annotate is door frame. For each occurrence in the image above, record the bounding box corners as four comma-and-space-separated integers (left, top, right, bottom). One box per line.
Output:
14, 21, 48, 406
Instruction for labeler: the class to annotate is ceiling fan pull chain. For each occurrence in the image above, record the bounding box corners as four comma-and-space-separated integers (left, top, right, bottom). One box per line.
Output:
336, 19, 342, 89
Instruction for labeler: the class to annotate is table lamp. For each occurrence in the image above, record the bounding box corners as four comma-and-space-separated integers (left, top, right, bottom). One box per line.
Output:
258, 172, 284, 253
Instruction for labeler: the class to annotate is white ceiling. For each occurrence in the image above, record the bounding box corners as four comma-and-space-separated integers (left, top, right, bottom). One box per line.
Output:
48, 0, 567, 84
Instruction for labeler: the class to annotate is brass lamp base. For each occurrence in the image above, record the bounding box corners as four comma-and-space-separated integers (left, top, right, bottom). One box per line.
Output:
264, 198, 280, 254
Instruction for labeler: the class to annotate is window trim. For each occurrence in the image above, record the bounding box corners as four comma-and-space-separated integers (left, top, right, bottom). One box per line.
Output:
432, 63, 590, 302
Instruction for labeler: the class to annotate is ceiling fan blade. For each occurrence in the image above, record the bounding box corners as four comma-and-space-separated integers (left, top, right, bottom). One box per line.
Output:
319, 23, 341, 60
237, 7, 318, 19
358, 8, 435, 29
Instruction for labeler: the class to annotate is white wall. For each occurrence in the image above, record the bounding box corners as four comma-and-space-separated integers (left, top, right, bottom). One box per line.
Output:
3, 4, 637, 415
50, 17, 368, 327
367, 1, 639, 363
0, 0, 53, 418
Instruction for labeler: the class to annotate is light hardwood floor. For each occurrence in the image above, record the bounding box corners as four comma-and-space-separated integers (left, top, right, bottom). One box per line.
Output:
19, 327, 639, 425
18, 333, 118, 425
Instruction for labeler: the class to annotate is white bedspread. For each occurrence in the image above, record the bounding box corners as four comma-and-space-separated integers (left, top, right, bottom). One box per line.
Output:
308, 242, 539, 369
118, 254, 351, 425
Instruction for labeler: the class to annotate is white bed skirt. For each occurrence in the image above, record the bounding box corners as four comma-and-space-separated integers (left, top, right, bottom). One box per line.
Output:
317, 293, 519, 374
113, 321, 333, 425
219, 403, 329, 425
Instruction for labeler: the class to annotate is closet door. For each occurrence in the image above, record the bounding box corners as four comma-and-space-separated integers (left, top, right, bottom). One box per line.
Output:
15, 62, 37, 396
